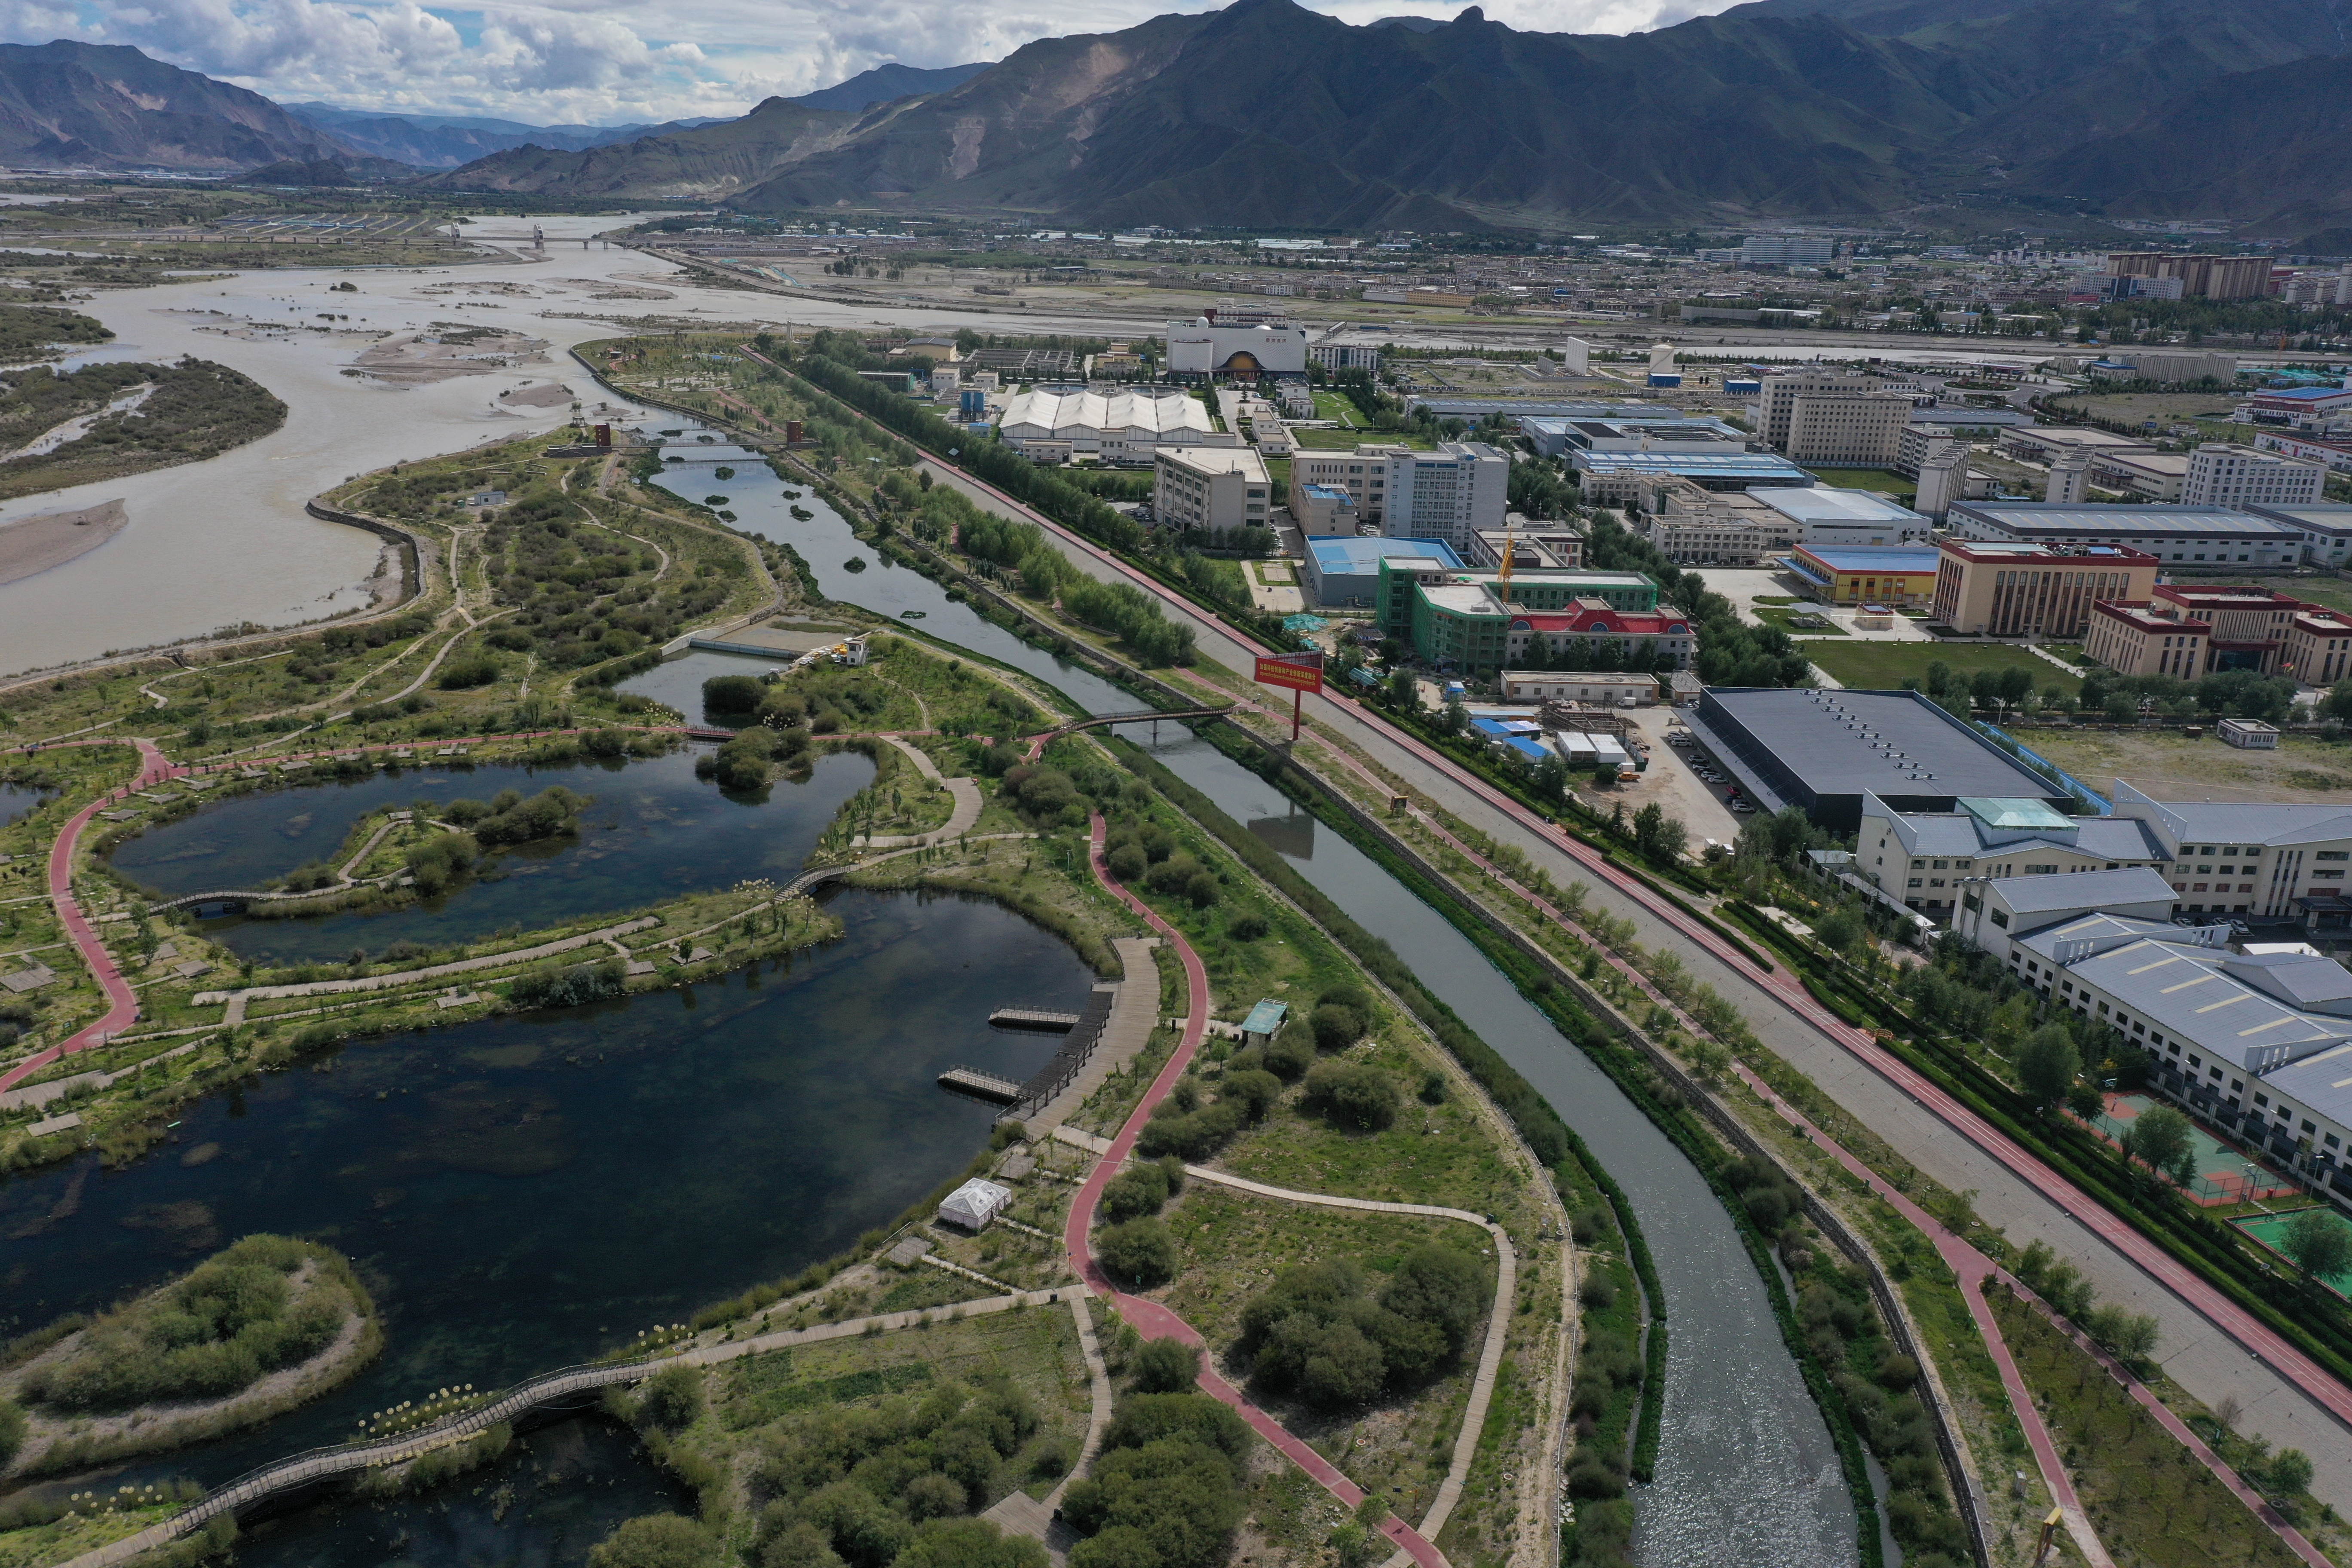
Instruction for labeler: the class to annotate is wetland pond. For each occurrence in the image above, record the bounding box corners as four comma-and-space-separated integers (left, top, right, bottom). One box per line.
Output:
106, 748, 872, 965
0, 889, 1092, 1486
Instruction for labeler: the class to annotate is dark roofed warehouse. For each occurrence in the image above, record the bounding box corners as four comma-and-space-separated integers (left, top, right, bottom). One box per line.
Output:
1688, 688, 2072, 831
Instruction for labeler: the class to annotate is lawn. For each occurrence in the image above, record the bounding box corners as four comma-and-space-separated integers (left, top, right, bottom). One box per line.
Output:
1311, 390, 1364, 428
2234, 1208, 2352, 1293
1803, 640, 2080, 696
2021, 727, 2352, 805
1290, 426, 1430, 450
1984, 1288, 2308, 1568
1754, 604, 1848, 637
1800, 466, 1917, 502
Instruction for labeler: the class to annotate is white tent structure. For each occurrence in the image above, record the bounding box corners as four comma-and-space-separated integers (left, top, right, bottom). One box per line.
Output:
938, 1177, 1014, 1231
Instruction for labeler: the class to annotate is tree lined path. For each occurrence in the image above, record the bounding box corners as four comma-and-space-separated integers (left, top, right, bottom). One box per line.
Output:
1061, 812, 1453, 1568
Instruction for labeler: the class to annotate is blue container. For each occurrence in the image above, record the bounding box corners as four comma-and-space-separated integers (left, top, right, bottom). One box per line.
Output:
1648, 372, 1683, 388
960, 389, 986, 420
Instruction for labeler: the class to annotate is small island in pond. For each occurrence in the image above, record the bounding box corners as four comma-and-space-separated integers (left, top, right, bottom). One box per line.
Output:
0, 1234, 380, 1479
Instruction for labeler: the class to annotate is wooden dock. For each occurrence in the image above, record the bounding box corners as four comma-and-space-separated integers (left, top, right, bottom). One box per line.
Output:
938, 1067, 1025, 1103
989, 1008, 1081, 1032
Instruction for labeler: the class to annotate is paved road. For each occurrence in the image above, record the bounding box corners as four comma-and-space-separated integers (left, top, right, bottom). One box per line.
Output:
1062, 813, 1452, 1568
913, 451, 2352, 1508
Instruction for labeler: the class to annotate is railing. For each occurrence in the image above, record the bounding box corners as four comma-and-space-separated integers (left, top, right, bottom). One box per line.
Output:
175, 1355, 658, 1530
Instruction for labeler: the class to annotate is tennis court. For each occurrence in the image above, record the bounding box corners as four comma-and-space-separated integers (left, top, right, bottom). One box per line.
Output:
2086, 1092, 2300, 1205
2235, 1209, 2352, 1293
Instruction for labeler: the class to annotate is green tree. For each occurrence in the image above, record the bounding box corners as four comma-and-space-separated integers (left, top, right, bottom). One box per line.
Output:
894, 1519, 1048, 1568
0, 1396, 24, 1469
588, 1514, 722, 1568
1096, 1219, 1179, 1288
1132, 1337, 1202, 1393
2121, 1105, 2193, 1189
2276, 1208, 2352, 1289
2015, 1024, 2080, 1113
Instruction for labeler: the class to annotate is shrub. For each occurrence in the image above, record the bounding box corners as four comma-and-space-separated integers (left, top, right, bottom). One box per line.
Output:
509, 959, 627, 1009
438, 654, 501, 690
703, 675, 765, 714
0, 1397, 24, 1468
1106, 843, 1147, 882
636, 1365, 703, 1430
21, 1235, 350, 1414
1221, 1069, 1282, 1123
1095, 1219, 1178, 1288
894, 1519, 1047, 1568
1131, 1338, 1201, 1393
1301, 1060, 1400, 1132
1100, 1164, 1172, 1223
589, 1513, 723, 1568
1235, 1247, 1488, 1408
1228, 913, 1269, 941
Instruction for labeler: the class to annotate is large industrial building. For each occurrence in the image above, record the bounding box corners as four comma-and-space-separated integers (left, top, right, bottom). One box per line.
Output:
2250, 502, 2352, 567
1942, 502, 2304, 569
1748, 486, 1929, 546
995, 388, 1214, 461
1573, 450, 1815, 499
1515, 414, 1747, 461
1786, 544, 1942, 606
1685, 688, 2071, 831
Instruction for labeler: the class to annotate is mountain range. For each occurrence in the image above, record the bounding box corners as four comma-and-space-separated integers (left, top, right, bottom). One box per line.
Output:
417, 0, 2352, 232
5, 4, 2351, 232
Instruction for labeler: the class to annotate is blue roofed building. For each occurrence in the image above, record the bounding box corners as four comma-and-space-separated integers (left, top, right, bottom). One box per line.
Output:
1302, 535, 1462, 610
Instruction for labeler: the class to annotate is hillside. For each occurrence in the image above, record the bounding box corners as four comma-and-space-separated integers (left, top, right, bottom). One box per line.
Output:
0, 40, 357, 171
422, 0, 2348, 228
792, 61, 994, 113
422, 96, 864, 198
285, 103, 725, 169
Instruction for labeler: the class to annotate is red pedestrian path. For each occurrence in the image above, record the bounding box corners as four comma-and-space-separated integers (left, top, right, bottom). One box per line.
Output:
1062, 813, 1448, 1568
888, 430, 2352, 1441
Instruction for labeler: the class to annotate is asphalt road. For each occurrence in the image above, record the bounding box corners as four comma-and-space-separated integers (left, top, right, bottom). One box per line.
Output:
921, 455, 2352, 1511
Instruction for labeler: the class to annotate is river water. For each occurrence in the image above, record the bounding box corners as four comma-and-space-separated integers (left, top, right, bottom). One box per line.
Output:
106, 749, 872, 965
0, 428, 1852, 1567
655, 441, 1856, 1564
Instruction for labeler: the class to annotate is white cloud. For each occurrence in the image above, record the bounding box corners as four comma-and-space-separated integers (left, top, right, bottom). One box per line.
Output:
12, 0, 1743, 125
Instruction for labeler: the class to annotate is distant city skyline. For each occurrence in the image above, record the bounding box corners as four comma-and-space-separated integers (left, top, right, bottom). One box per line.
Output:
0, 0, 1741, 127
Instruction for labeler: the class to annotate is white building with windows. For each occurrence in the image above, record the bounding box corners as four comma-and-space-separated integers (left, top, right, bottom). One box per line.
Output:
1855, 793, 2169, 921
1288, 441, 1507, 552
1153, 445, 1272, 533
2181, 444, 2327, 510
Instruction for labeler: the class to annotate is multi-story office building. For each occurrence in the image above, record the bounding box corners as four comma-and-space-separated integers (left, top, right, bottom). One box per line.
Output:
1289, 441, 1507, 552
1758, 372, 1869, 450
1152, 446, 1271, 533
1929, 539, 2161, 637
2181, 444, 2327, 509
2284, 606, 2352, 686
1782, 389, 1911, 466
1740, 235, 1836, 267
2083, 599, 2211, 680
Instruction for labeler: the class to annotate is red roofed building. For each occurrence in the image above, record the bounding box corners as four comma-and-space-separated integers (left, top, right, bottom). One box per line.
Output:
1506, 598, 1695, 669
2283, 606, 2352, 686
2084, 599, 2210, 680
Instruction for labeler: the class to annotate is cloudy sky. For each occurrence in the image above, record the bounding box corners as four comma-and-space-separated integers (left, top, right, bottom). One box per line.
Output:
1, 0, 1730, 126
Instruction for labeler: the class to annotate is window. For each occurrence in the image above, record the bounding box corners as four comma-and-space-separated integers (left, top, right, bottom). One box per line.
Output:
1990, 910, 2009, 928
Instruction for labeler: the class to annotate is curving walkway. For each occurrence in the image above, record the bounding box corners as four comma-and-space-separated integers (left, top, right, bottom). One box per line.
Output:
1062, 811, 1454, 1568
855, 736, 983, 848
1051, 1123, 1517, 1561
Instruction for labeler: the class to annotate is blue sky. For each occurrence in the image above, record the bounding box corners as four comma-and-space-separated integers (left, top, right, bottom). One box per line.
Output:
1, 0, 1726, 124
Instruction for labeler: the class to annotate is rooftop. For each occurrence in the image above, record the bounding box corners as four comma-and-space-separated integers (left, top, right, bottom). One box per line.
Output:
1791, 544, 1942, 574
1309, 536, 1462, 573
2250, 503, 2352, 534
1751, 487, 1927, 526
1572, 450, 1816, 482
2254, 386, 2352, 401
1991, 864, 2177, 916
1704, 688, 2068, 803
1950, 502, 2300, 539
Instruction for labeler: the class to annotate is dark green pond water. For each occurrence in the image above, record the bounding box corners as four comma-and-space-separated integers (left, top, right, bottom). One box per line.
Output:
105, 750, 872, 965
0, 889, 1090, 1491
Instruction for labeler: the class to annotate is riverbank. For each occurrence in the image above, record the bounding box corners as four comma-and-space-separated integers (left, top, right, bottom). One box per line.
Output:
0, 503, 126, 588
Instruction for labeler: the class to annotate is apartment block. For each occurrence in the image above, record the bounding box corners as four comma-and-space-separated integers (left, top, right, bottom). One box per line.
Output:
2105, 253, 2274, 302
2181, 444, 2327, 509
1782, 389, 1911, 467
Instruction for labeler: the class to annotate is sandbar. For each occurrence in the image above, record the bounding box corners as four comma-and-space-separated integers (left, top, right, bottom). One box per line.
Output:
0, 499, 126, 586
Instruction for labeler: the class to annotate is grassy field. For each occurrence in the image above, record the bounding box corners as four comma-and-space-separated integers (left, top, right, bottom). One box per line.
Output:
1804, 639, 2081, 696
1800, 467, 1917, 502
1311, 390, 1365, 428
1754, 604, 1847, 637
1985, 1288, 2308, 1568
2020, 726, 2352, 804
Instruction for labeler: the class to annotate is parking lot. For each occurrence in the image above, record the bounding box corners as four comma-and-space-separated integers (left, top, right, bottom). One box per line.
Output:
1620, 705, 1746, 851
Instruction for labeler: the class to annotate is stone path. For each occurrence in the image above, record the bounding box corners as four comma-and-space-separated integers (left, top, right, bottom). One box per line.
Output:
856, 736, 983, 849
193, 916, 662, 1010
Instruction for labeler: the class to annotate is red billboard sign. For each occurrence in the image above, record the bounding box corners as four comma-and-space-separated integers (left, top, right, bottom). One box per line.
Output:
1255, 653, 1324, 694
